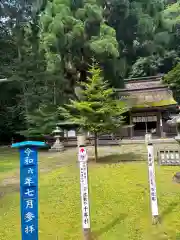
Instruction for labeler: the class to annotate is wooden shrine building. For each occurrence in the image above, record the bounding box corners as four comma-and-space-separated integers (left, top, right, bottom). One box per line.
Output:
117, 75, 177, 139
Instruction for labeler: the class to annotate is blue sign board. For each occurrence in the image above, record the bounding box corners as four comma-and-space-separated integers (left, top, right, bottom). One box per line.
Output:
12, 141, 46, 240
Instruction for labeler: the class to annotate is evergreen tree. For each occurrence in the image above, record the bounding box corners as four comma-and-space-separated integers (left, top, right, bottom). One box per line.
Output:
164, 63, 180, 104
40, 0, 120, 88
1, 0, 180, 143
19, 104, 60, 138
129, 1, 180, 77
59, 63, 128, 161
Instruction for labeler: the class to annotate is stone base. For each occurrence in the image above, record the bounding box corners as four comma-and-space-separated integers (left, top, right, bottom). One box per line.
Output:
175, 135, 180, 144
145, 133, 152, 144
77, 134, 86, 147
152, 215, 159, 225
49, 141, 64, 152
173, 172, 180, 183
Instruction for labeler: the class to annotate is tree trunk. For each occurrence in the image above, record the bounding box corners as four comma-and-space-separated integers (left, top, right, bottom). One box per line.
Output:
94, 132, 98, 162
53, 81, 56, 105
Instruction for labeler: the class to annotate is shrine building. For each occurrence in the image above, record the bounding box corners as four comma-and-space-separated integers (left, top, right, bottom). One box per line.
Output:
116, 75, 177, 139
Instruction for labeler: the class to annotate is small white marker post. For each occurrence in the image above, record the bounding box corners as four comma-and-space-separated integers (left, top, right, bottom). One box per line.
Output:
147, 143, 159, 224
78, 145, 91, 240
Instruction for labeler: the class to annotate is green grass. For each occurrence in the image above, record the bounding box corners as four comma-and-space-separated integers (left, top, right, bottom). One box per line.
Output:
1, 147, 180, 239
0, 148, 19, 182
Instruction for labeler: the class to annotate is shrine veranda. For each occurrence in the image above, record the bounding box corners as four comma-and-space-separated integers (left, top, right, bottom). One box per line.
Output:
0, 145, 180, 240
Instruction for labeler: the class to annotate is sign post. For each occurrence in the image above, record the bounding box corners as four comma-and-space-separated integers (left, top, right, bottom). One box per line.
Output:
12, 141, 46, 240
147, 143, 159, 224
78, 145, 91, 240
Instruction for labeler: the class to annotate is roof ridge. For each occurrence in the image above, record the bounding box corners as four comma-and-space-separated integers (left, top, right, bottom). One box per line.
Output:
124, 75, 164, 82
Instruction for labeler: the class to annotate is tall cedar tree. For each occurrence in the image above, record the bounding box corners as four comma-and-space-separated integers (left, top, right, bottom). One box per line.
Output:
59, 64, 128, 161
40, 0, 120, 88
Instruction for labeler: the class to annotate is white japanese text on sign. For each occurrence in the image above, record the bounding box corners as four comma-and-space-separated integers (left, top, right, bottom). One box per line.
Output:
21, 147, 38, 239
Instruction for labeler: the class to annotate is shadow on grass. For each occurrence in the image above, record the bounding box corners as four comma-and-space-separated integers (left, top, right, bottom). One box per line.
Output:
92, 214, 127, 239
176, 232, 180, 240
161, 200, 179, 221
0, 184, 19, 198
90, 153, 145, 164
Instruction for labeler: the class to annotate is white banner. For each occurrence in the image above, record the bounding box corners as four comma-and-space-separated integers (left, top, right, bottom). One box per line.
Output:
79, 147, 90, 229
147, 144, 159, 217
68, 130, 76, 137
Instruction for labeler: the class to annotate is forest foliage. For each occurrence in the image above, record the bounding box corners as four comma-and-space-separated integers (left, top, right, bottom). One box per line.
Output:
0, 0, 180, 142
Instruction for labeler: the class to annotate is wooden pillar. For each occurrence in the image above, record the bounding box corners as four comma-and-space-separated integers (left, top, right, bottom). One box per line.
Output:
129, 112, 134, 139
157, 111, 163, 138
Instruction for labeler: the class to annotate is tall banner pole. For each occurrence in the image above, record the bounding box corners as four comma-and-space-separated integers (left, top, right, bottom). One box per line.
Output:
12, 141, 46, 240
147, 143, 159, 224
78, 145, 91, 240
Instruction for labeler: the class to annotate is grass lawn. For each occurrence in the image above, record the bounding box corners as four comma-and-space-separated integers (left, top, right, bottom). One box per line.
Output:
0, 146, 180, 240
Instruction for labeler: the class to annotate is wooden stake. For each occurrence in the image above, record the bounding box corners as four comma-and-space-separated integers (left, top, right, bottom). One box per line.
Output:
147, 143, 159, 224
79, 145, 91, 240
83, 228, 91, 240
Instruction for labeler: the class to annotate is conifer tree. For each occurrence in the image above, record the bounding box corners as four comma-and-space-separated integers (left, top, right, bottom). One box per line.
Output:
59, 63, 128, 161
